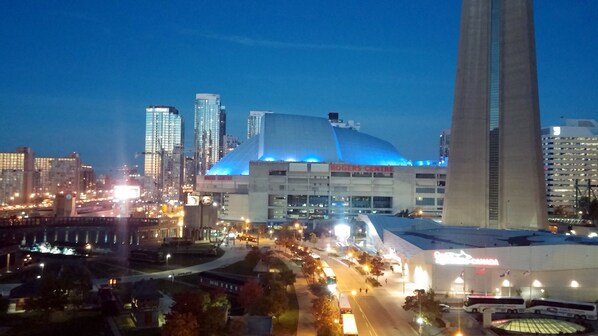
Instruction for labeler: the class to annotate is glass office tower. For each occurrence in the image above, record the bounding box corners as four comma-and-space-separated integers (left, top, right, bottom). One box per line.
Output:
194, 94, 225, 176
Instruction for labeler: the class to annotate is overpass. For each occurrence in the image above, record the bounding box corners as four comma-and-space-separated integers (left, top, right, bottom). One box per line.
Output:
0, 217, 181, 248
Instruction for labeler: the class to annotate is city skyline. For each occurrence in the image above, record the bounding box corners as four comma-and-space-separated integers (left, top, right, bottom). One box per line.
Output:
1, 1, 597, 173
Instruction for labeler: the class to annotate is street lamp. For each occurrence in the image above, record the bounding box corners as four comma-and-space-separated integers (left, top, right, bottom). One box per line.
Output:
417, 290, 423, 335
166, 253, 171, 268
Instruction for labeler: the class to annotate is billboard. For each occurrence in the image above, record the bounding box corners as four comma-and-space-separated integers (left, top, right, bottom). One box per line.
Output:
114, 185, 141, 200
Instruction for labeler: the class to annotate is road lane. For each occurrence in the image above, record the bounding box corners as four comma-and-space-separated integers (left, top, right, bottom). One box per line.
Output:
325, 254, 419, 336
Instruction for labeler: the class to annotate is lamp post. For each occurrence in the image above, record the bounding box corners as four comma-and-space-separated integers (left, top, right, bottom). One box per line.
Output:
416, 290, 423, 335
166, 253, 171, 268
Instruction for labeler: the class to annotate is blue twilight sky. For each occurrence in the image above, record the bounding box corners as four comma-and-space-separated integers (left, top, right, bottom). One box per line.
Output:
1, 1, 597, 174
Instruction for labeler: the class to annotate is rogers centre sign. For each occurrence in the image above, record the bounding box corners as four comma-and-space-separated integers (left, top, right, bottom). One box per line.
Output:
330, 164, 393, 173
434, 250, 499, 266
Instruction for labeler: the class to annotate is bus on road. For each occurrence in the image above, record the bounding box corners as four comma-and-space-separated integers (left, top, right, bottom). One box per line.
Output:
526, 298, 597, 320
463, 296, 525, 314
342, 313, 358, 335
338, 293, 352, 314
322, 267, 337, 286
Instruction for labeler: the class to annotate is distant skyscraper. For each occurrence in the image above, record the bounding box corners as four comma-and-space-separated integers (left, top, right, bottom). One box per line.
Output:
247, 111, 272, 139
144, 106, 184, 201
34, 153, 81, 196
443, 0, 547, 229
219, 106, 227, 160
0, 147, 34, 204
195, 94, 225, 175
542, 119, 598, 213
439, 129, 451, 163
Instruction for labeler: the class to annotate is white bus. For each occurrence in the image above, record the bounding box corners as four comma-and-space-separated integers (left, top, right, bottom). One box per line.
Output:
463, 296, 525, 314
342, 313, 358, 335
322, 267, 337, 285
338, 293, 352, 314
526, 298, 598, 320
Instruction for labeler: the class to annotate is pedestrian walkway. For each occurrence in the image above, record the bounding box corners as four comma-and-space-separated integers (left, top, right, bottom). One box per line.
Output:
276, 250, 317, 336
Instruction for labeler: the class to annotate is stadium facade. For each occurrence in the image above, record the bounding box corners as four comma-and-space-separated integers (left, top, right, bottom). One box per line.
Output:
196, 113, 446, 224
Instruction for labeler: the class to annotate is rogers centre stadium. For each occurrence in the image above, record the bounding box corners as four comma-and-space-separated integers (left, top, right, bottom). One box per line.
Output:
197, 113, 447, 224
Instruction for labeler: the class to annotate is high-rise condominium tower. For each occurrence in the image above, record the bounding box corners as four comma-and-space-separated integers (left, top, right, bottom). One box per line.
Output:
542, 119, 598, 213
195, 94, 225, 175
247, 110, 272, 139
443, 0, 547, 229
144, 106, 184, 202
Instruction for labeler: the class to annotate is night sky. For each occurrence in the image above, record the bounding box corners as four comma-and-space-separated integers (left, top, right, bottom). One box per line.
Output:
1, 1, 596, 174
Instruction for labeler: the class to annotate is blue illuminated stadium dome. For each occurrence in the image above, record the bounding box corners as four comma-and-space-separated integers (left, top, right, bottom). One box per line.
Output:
208, 113, 411, 175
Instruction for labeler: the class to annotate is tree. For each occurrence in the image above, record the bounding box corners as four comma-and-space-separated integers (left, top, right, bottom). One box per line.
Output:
162, 311, 199, 336
358, 252, 369, 265
279, 269, 297, 288
261, 249, 275, 266
312, 294, 342, 336
402, 289, 442, 325
238, 278, 264, 315
169, 291, 230, 335
301, 255, 318, 282
199, 290, 230, 335
25, 274, 69, 312
258, 279, 288, 317
245, 246, 262, 265
25, 263, 93, 313
369, 257, 385, 280
226, 318, 247, 336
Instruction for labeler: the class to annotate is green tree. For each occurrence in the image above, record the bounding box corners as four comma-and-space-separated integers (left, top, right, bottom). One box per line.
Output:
402, 289, 442, 325
200, 290, 230, 335
162, 311, 199, 336
258, 279, 288, 317
169, 291, 230, 335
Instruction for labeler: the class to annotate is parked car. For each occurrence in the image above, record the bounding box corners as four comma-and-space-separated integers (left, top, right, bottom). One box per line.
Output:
439, 304, 451, 312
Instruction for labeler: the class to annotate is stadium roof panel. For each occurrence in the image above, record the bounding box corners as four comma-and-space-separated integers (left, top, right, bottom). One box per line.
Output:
207, 113, 411, 176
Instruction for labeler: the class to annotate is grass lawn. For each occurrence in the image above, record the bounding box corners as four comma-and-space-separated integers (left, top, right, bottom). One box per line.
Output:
273, 285, 300, 336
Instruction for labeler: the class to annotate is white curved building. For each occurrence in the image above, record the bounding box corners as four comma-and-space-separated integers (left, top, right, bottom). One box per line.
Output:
361, 214, 598, 302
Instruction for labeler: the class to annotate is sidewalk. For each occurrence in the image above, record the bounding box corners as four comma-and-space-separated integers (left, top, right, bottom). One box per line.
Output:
277, 250, 317, 336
